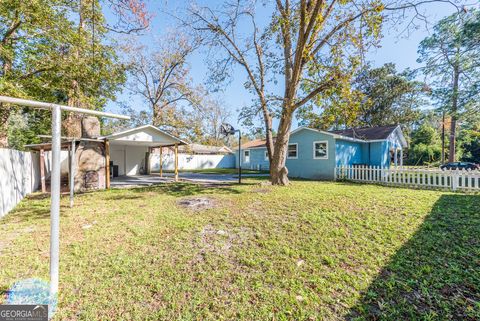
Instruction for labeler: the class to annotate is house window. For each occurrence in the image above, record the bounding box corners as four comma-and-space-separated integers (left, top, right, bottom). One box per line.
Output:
244, 150, 250, 163
287, 143, 298, 159
313, 141, 328, 159
264, 150, 269, 161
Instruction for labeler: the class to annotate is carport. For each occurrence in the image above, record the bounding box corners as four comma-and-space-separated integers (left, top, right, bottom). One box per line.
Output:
103, 125, 187, 184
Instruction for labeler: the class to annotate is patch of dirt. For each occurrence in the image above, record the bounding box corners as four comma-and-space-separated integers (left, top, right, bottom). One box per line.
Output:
191, 225, 253, 265
177, 197, 217, 211
251, 188, 270, 194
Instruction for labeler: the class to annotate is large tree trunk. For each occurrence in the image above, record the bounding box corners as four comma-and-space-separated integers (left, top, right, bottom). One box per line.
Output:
261, 98, 274, 163
152, 104, 160, 126
448, 66, 459, 163
270, 111, 293, 185
65, 81, 83, 138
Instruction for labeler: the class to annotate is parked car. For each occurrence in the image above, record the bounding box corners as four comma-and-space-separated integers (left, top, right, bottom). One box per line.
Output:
440, 162, 480, 171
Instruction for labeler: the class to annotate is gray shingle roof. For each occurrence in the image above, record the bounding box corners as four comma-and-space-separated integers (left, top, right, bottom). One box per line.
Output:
329, 125, 399, 140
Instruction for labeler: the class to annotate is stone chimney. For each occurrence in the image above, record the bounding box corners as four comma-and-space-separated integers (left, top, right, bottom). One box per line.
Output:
81, 116, 100, 138
64, 114, 82, 138
73, 116, 105, 191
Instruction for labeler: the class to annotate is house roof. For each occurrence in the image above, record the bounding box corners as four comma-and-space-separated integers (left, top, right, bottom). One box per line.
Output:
238, 125, 407, 149
178, 143, 232, 154
329, 125, 399, 140
102, 125, 187, 147
240, 137, 277, 149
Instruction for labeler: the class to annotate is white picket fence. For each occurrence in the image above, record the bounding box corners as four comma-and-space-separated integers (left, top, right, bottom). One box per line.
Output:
335, 165, 480, 191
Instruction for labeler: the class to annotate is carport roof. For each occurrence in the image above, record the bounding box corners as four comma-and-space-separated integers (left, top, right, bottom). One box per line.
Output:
102, 125, 187, 147
25, 137, 103, 151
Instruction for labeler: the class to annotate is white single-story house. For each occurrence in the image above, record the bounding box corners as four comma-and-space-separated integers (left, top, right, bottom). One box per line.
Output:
103, 125, 187, 177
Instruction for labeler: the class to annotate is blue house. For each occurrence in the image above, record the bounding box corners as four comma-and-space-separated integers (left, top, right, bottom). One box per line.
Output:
236, 125, 408, 180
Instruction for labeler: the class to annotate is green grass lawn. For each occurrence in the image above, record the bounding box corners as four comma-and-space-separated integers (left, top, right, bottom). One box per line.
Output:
0, 180, 478, 320
164, 168, 269, 174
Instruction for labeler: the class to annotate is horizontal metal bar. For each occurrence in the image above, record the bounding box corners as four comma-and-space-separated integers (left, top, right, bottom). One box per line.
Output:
37, 135, 103, 142
0, 95, 130, 120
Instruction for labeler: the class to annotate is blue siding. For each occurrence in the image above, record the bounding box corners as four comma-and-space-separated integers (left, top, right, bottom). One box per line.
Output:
369, 141, 390, 167
335, 139, 365, 166
236, 147, 269, 170
233, 127, 401, 178
286, 129, 336, 180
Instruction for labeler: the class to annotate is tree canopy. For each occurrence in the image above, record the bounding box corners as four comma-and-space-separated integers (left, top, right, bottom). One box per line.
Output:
0, 0, 129, 148
417, 8, 480, 161
298, 63, 426, 130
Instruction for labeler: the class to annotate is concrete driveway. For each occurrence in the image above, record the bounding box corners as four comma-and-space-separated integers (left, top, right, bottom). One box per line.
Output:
111, 172, 268, 187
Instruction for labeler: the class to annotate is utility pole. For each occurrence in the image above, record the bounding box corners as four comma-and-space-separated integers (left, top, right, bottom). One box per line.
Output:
441, 109, 445, 164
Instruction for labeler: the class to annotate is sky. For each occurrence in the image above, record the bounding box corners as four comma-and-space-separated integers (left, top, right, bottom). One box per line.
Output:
104, 0, 467, 132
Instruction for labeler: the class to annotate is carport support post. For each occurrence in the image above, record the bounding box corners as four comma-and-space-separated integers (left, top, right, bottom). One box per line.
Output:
147, 147, 151, 175
159, 147, 163, 177
50, 104, 61, 300
40, 148, 46, 193
174, 143, 179, 182
69, 140, 75, 208
105, 139, 110, 189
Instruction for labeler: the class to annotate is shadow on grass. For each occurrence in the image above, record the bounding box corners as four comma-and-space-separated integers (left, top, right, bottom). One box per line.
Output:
0, 284, 8, 300
126, 182, 251, 197
4, 205, 50, 223
104, 194, 147, 201
348, 194, 480, 320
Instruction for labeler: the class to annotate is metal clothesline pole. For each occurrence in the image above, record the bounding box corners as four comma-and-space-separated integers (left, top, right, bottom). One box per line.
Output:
50, 105, 61, 300
0, 95, 129, 304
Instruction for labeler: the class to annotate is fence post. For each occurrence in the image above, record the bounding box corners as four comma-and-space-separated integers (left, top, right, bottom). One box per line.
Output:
451, 169, 458, 191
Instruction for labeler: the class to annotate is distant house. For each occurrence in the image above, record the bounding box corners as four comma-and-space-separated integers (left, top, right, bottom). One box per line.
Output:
236, 125, 408, 180
177, 143, 232, 155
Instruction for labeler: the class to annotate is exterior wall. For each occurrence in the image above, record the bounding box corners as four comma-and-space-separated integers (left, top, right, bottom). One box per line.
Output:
110, 126, 181, 145
335, 139, 365, 166
236, 147, 269, 170
286, 129, 336, 180
126, 146, 149, 175
110, 148, 126, 176
233, 127, 407, 178
110, 145, 149, 176
151, 153, 235, 171
0, 149, 41, 217
43, 150, 70, 175
369, 141, 390, 168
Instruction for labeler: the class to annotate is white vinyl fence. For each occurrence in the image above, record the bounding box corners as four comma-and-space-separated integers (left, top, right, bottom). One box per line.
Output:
150, 153, 235, 171
0, 148, 41, 217
335, 165, 480, 192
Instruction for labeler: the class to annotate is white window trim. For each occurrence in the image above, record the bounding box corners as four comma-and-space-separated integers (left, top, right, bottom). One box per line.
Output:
264, 150, 269, 161
287, 143, 298, 159
313, 140, 328, 159
244, 150, 250, 163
